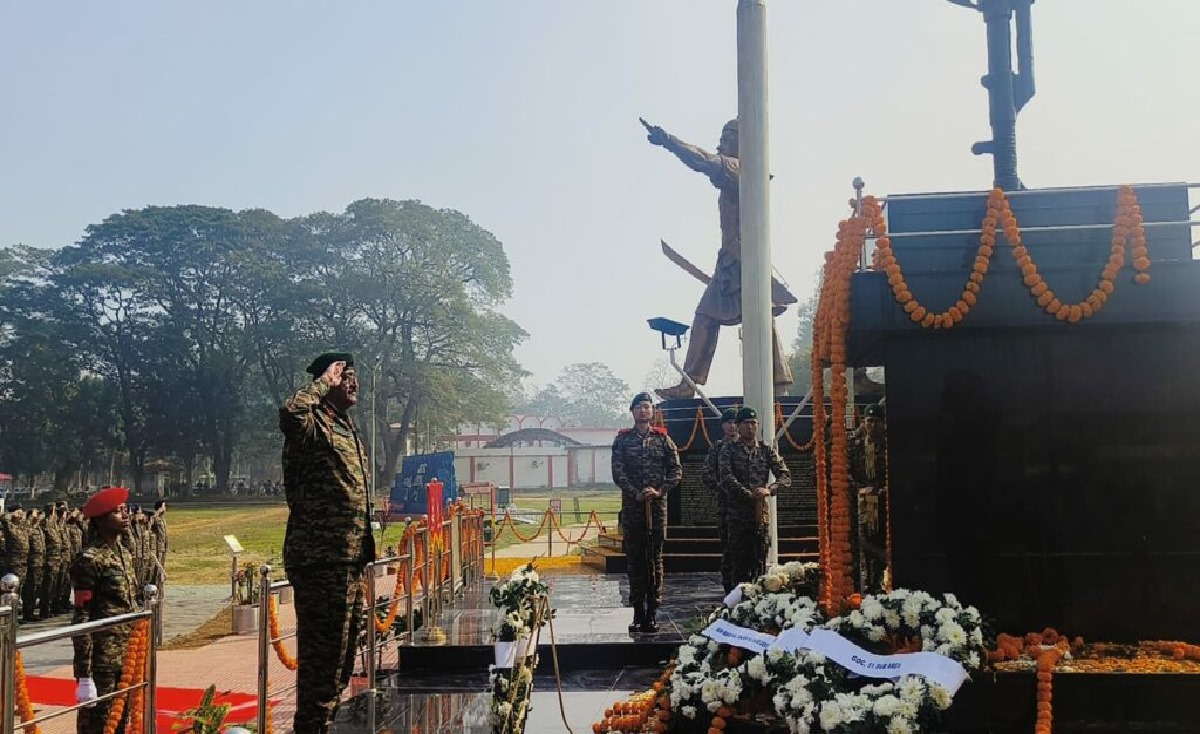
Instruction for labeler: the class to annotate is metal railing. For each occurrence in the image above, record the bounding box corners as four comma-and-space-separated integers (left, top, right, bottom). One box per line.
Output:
0, 574, 161, 734
254, 506, 487, 733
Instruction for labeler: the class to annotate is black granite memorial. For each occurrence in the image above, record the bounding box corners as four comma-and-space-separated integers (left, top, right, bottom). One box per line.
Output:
849, 183, 1200, 641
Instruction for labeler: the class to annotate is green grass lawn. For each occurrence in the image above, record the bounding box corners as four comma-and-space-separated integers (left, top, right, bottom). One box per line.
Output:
164, 504, 411, 585
162, 488, 625, 584
507, 486, 622, 522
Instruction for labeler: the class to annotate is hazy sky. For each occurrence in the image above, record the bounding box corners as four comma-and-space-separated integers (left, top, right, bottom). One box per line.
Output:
4, 1, 1197, 399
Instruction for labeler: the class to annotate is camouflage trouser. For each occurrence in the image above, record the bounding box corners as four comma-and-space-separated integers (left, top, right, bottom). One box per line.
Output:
40, 560, 60, 615
623, 522, 665, 608
717, 510, 733, 592
726, 519, 768, 588
290, 565, 365, 734
23, 564, 42, 619
59, 563, 73, 609
76, 669, 127, 734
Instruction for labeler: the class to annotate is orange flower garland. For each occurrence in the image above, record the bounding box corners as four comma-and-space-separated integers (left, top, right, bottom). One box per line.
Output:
14, 651, 40, 734
591, 666, 673, 734
268, 594, 299, 670
104, 619, 150, 734
871, 185, 1150, 328
812, 211, 867, 614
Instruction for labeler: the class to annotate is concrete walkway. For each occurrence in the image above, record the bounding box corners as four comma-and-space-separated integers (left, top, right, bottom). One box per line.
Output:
18, 584, 230, 675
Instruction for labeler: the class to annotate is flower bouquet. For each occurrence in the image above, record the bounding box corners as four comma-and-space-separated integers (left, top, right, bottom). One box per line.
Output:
488, 563, 552, 734
657, 563, 990, 734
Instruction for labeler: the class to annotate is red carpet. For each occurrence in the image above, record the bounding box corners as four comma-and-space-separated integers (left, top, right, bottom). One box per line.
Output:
25, 675, 265, 729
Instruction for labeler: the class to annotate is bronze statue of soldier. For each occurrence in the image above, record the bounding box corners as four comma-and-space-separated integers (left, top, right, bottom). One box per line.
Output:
641, 118, 795, 399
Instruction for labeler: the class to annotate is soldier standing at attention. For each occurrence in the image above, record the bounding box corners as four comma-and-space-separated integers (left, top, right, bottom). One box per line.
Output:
280, 352, 375, 734
611, 392, 682, 634
850, 403, 889, 592
71, 486, 137, 734
24, 509, 45, 622
701, 408, 740, 593
719, 407, 791, 586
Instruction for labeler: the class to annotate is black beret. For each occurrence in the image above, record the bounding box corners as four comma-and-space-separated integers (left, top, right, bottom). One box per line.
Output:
629, 392, 655, 410
736, 407, 758, 422
721, 408, 738, 422
864, 403, 885, 419
306, 351, 355, 378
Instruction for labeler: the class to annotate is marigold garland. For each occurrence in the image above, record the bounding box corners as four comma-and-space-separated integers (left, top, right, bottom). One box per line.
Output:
870, 185, 1150, 328
812, 211, 866, 614
268, 595, 299, 671
14, 651, 40, 734
591, 665, 674, 733
676, 407, 713, 451
103, 619, 150, 734
774, 403, 814, 452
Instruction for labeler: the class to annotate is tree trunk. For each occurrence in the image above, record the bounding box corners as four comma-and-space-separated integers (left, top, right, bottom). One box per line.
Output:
385, 397, 419, 480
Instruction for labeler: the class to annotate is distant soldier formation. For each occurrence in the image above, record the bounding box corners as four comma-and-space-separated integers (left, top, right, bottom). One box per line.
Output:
0, 496, 167, 624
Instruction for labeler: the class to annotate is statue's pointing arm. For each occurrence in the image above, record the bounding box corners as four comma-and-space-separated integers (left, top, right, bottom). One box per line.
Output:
644, 121, 735, 187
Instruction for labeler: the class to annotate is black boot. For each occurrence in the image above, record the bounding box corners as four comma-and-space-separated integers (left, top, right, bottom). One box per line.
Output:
640, 601, 659, 633
630, 602, 645, 632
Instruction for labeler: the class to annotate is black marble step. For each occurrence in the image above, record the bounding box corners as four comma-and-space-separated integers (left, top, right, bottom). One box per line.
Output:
398, 573, 723, 672
581, 545, 819, 573
662, 537, 819, 554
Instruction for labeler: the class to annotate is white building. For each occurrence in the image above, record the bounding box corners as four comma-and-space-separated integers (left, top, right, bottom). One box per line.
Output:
451, 415, 620, 489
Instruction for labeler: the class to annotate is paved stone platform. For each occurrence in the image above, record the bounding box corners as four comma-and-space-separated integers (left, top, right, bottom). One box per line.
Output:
398, 572, 723, 673
333, 668, 663, 733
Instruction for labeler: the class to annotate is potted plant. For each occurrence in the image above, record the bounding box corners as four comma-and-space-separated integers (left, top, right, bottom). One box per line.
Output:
231, 561, 260, 635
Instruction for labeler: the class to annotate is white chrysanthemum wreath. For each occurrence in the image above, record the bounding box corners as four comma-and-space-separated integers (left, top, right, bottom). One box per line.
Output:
666, 563, 990, 734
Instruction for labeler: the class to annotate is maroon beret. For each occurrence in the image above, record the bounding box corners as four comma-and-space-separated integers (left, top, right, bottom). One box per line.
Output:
82, 486, 129, 519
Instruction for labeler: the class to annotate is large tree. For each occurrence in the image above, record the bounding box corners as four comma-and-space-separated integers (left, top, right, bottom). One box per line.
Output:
331, 199, 526, 481
0, 198, 528, 494
520, 362, 630, 427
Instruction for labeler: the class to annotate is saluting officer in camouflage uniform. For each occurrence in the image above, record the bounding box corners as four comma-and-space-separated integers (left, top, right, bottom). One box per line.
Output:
281, 352, 375, 734
24, 510, 45, 622
611, 392, 682, 634
719, 407, 791, 586
40, 503, 63, 618
151, 501, 168, 577
2, 507, 29, 615
71, 486, 138, 734
701, 408, 739, 593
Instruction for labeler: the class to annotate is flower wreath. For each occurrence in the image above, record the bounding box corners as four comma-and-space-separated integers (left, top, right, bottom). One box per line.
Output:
667, 564, 990, 734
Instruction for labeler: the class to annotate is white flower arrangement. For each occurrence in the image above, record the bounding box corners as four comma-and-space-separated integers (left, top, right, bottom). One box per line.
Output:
489, 662, 534, 734
488, 563, 550, 734
490, 563, 551, 642
666, 563, 990, 734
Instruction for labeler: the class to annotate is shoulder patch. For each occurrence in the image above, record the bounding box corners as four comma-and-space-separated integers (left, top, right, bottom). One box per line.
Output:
651, 426, 668, 436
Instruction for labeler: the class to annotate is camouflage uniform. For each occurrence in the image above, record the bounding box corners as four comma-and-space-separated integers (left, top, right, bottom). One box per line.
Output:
24, 518, 45, 621
701, 436, 736, 592
142, 520, 160, 589
2, 516, 29, 611
611, 426, 682, 616
71, 537, 137, 734
41, 516, 63, 617
849, 427, 888, 592
59, 515, 79, 611
150, 514, 168, 575
719, 439, 791, 585
280, 379, 373, 734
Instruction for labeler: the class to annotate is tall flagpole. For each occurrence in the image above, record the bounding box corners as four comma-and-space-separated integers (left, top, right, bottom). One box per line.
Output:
736, 0, 778, 566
